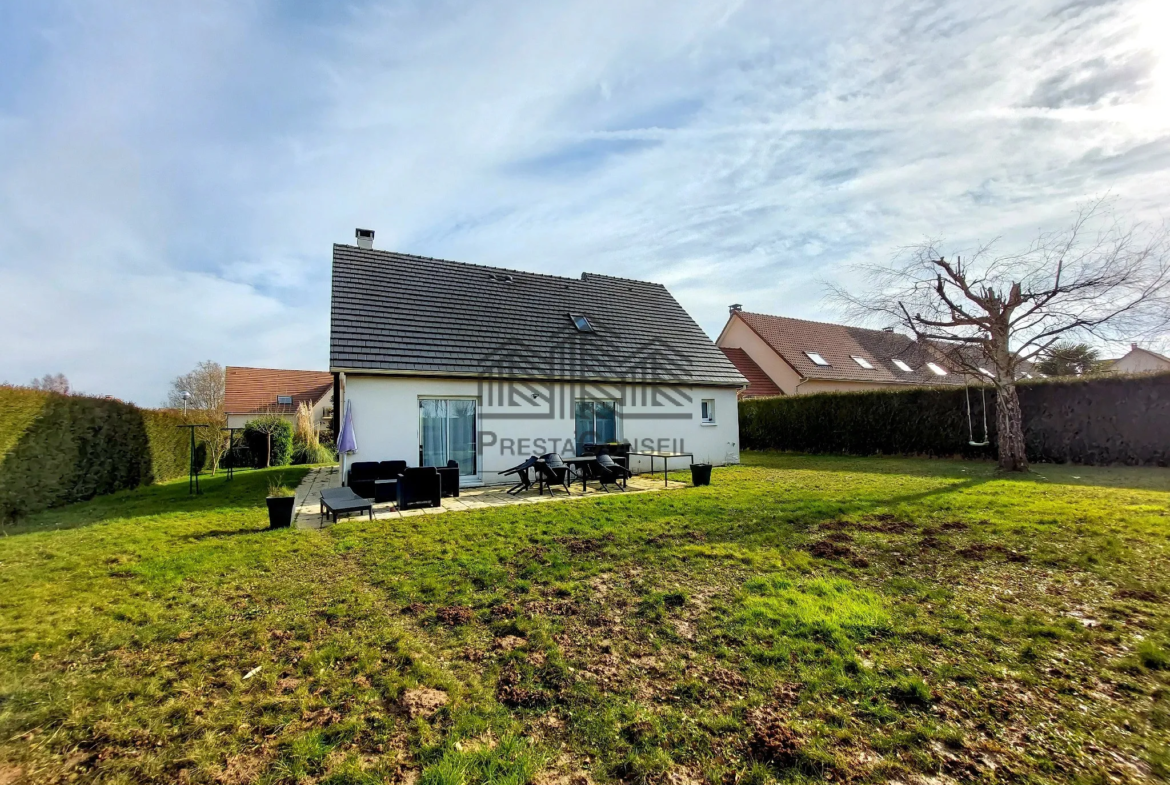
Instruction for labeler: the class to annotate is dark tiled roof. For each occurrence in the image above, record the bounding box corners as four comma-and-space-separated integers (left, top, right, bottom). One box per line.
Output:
720, 348, 783, 397
330, 245, 746, 386
733, 311, 966, 386
225, 367, 333, 415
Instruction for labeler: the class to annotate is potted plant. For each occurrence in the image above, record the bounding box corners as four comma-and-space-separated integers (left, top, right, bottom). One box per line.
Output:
266, 476, 297, 529
690, 463, 713, 487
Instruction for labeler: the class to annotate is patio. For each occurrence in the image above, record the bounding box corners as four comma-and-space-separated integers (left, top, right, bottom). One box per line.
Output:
292, 465, 690, 529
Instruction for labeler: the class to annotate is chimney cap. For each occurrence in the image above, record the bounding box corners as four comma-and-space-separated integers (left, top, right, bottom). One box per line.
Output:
1132, 342, 1139, 351
355, 228, 374, 249
729, 303, 743, 313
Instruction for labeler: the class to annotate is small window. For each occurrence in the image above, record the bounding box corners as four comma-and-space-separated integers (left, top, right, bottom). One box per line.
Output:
979, 367, 994, 378
804, 351, 830, 366
851, 355, 874, 369
926, 362, 948, 376
892, 359, 912, 372
277, 395, 293, 405
701, 399, 715, 424
570, 314, 594, 332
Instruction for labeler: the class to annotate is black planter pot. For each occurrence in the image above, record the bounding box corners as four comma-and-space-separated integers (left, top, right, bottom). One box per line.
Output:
690, 463, 713, 486
266, 496, 296, 529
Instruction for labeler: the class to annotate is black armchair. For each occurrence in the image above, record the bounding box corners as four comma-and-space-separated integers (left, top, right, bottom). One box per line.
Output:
536, 453, 572, 496
397, 467, 442, 510
346, 461, 380, 499
595, 452, 631, 491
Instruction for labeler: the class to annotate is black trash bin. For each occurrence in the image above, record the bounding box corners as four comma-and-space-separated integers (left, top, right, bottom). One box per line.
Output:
690, 463, 712, 486
266, 496, 296, 528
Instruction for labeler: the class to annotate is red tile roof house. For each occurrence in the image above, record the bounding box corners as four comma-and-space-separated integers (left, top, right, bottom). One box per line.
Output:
224, 367, 334, 431
715, 306, 975, 396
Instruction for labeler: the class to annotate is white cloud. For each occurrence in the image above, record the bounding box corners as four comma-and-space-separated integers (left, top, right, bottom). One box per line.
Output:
2, 0, 1168, 402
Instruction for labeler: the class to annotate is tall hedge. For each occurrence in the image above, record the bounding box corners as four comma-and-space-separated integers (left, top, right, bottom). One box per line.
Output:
0, 387, 191, 520
243, 416, 294, 468
739, 372, 1170, 466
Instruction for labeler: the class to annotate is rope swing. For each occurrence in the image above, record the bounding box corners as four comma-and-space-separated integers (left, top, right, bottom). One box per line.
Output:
965, 377, 990, 447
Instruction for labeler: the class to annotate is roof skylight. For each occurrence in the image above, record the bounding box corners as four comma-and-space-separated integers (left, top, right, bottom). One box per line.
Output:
277, 395, 293, 405
926, 362, 948, 376
851, 355, 874, 369
804, 351, 830, 366
892, 359, 912, 372
571, 314, 594, 332
979, 367, 994, 378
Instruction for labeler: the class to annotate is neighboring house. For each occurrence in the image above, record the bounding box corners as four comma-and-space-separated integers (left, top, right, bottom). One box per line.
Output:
330, 230, 746, 486
224, 367, 334, 431
1102, 344, 1170, 375
715, 306, 973, 396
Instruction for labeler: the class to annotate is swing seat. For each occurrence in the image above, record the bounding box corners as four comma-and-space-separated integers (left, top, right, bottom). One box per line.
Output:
968, 440, 990, 447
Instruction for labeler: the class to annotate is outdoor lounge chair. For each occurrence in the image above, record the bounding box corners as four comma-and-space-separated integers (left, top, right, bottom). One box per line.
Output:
320, 486, 373, 522
499, 456, 538, 494
594, 452, 632, 491
437, 460, 461, 498
346, 461, 380, 499
536, 453, 572, 496
397, 467, 442, 510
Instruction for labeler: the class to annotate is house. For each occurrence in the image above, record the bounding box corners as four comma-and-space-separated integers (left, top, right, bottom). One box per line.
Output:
329, 230, 746, 486
224, 367, 334, 431
1102, 344, 1170, 375
715, 306, 972, 395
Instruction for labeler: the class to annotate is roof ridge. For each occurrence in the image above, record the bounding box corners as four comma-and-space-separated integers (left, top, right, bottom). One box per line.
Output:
227, 366, 331, 375
334, 244, 659, 289
738, 310, 906, 337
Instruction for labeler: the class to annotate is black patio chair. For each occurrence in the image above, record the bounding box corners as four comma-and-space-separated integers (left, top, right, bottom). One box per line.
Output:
536, 453, 572, 496
346, 461, 380, 499
595, 452, 632, 491
397, 467, 442, 510
499, 456, 538, 495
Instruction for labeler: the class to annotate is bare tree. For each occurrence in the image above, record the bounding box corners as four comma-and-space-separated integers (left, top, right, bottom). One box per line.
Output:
29, 373, 70, 394
166, 361, 228, 472
830, 201, 1170, 472
166, 361, 225, 412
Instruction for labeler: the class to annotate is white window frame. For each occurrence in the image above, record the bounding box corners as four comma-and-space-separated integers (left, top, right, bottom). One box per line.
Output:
926, 362, 948, 376
892, 359, 912, 372
804, 351, 830, 366
277, 395, 293, 405
701, 398, 716, 425
851, 355, 874, 369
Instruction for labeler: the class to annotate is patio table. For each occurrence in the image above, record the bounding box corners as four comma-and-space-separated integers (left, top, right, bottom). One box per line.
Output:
561, 456, 597, 492
627, 450, 695, 488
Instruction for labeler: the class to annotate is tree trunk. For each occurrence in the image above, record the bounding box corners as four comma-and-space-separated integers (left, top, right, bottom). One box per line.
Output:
995, 383, 1028, 471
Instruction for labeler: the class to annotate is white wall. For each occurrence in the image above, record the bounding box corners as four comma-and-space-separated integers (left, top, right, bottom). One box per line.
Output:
717, 316, 803, 394
341, 374, 740, 485
1112, 348, 1170, 375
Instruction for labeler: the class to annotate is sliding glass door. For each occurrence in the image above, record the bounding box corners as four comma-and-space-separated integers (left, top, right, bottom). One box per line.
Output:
419, 398, 478, 479
574, 400, 617, 454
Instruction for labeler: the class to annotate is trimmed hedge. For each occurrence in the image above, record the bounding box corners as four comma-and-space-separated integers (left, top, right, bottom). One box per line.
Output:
739, 372, 1170, 466
0, 387, 191, 520
243, 416, 294, 468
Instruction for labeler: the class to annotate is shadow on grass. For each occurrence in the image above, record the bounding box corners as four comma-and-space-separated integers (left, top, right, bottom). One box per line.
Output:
0, 467, 309, 537
740, 451, 1170, 492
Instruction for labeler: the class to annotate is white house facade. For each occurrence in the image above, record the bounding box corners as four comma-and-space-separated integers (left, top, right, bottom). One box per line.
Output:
329, 233, 746, 486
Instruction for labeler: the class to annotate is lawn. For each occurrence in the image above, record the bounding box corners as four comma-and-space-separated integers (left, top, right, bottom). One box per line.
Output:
1, 454, 1168, 785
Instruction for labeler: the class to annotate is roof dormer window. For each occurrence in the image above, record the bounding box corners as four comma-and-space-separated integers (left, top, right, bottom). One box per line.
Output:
804, 351, 830, 366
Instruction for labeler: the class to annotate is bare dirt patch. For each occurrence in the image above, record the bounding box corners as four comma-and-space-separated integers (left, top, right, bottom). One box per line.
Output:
495, 635, 526, 652
217, 753, 269, 785
435, 605, 472, 626
746, 707, 804, 766
400, 688, 448, 718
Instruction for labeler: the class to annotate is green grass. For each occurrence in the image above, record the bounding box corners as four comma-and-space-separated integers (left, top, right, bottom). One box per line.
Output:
1, 454, 1169, 784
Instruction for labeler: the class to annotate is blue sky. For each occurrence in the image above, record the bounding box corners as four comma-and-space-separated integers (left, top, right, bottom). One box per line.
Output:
2, 0, 1168, 404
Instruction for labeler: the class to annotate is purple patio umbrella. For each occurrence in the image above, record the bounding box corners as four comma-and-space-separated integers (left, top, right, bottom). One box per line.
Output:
338, 402, 358, 454
338, 402, 357, 481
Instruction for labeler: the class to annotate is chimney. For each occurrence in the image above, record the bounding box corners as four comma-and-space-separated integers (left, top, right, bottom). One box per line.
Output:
883, 327, 895, 333
729, 303, 743, 314
355, 228, 375, 250
1132, 342, 1138, 351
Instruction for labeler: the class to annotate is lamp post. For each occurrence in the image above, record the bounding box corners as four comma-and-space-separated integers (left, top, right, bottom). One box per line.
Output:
181, 390, 191, 415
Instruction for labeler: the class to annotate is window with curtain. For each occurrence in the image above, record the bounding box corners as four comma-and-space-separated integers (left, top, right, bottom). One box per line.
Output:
574, 400, 618, 454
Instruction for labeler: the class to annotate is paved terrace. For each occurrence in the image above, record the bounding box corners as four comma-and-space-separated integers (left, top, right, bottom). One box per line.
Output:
292, 466, 688, 530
